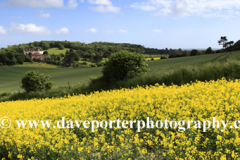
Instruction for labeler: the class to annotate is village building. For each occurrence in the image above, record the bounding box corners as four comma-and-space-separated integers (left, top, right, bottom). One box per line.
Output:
23, 47, 44, 60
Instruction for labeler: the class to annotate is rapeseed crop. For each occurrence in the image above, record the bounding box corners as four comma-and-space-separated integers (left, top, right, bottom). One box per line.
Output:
1, 78, 240, 159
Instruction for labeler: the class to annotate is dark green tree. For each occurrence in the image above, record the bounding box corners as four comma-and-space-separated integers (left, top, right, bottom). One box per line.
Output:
205, 47, 212, 54
93, 53, 102, 64
64, 50, 79, 67
218, 36, 228, 49
58, 44, 65, 50
17, 56, 24, 64
21, 70, 54, 92
102, 51, 147, 81
190, 49, 198, 56
43, 51, 49, 55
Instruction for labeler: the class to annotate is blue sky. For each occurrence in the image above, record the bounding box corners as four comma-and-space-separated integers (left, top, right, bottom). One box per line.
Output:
0, 0, 240, 49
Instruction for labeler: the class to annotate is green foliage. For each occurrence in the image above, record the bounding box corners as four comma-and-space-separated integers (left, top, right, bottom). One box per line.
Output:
190, 49, 198, 56
205, 47, 213, 54
92, 53, 102, 64
41, 42, 50, 50
44, 81, 54, 90
102, 51, 147, 81
64, 50, 79, 67
182, 51, 188, 56
17, 56, 23, 64
43, 51, 48, 55
58, 44, 65, 50
11, 57, 17, 65
21, 70, 54, 93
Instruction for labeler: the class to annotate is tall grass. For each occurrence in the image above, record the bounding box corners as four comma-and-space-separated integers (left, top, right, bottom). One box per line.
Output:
1, 58, 240, 102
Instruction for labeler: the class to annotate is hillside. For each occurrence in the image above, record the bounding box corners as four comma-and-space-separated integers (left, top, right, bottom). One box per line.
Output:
0, 51, 238, 92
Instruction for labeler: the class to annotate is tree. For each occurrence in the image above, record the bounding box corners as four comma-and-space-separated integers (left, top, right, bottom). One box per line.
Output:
182, 50, 188, 56
224, 41, 234, 48
218, 36, 228, 49
205, 47, 212, 54
43, 51, 48, 55
21, 70, 54, 93
178, 48, 183, 54
41, 42, 50, 50
17, 56, 24, 64
165, 48, 169, 55
102, 51, 147, 81
93, 53, 102, 64
64, 50, 79, 67
58, 44, 65, 50
190, 49, 198, 56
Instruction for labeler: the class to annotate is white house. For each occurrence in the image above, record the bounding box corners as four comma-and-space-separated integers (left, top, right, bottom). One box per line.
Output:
23, 46, 44, 55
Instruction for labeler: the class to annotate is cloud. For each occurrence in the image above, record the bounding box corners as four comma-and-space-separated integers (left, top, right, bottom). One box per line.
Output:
85, 28, 97, 33
39, 10, 51, 18
102, 30, 114, 33
55, 27, 69, 34
88, 0, 120, 13
130, 4, 157, 11
171, 0, 188, 17
67, 0, 78, 9
91, 5, 120, 13
0, 26, 7, 35
80, 0, 84, 2
119, 29, 127, 33
130, 0, 240, 18
153, 29, 161, 33
88, 0, 112, 5
10, 23, 52, 35
0, 0, 64, 8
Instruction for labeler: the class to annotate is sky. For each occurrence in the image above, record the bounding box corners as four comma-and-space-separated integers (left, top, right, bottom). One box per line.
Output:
0, 0, 240, 50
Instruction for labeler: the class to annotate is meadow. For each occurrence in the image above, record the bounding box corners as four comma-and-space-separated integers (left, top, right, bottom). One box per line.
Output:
0, 51, 234, 92
46, 48, 71, 55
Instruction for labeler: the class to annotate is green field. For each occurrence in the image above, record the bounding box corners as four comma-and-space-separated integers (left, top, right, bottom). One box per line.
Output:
0, 51, 239, 92
46, 48, 71, 55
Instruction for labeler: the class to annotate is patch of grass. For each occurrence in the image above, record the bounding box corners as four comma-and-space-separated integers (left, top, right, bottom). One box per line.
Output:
46, 48, 74, 55
0, 65, 103, 92
15, 62, 58, 68
142, 54, 169, 58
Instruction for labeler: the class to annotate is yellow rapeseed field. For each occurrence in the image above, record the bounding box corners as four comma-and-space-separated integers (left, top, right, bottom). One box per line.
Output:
1, 78, 240, 159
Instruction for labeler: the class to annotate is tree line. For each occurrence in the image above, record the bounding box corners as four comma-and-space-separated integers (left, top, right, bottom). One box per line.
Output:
1, 38, 240, 66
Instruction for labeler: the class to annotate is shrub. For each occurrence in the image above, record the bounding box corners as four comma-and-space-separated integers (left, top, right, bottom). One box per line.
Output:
33, 58, 42, 62
102, 51, 147, 81
0, 62, 3, 66
21, 70, 54, 93
181, 51, 188, 57
97, 63, 103, 67
216, 49, 224, 53
44, 81, 54, 90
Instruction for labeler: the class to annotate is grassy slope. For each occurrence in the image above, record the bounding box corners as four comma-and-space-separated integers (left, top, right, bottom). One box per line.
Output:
0, 51, 239, 92
0, 66, 103, 92
46, 48, 70, 55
